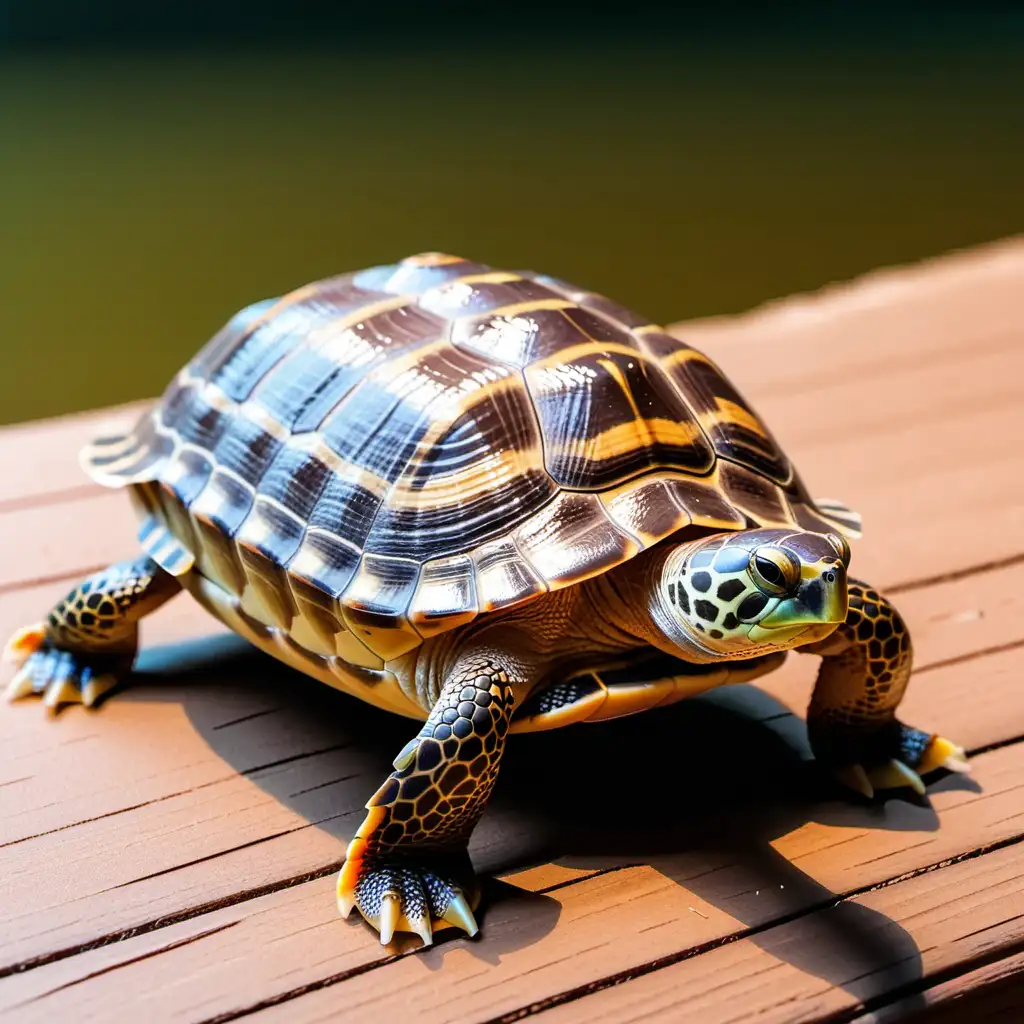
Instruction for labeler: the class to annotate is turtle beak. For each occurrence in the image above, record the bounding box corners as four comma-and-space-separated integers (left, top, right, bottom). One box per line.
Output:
748, 563, 848, 645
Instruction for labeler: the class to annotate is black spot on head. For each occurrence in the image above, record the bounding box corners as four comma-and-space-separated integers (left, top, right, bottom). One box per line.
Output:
883, 636, 900, 659
800, 579, 823, 617
691, 571, 712, 593
737, 592, 769, 621
695, 599, 718, 623
717, 578, 746, 602
713, 546, 750, 573
677, 588, 690, 614
875, 619, 893, 641
709, 628, 724, 639
868, 638, 883, 659
864, 603, 880, 618
721, 612, 738, 630
694, 622, 705, 632
857, 618, 874, 641
668, 582, 677, 604
86, 593, 103, 610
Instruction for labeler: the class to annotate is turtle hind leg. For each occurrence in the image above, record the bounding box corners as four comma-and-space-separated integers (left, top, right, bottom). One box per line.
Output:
801, 578, 967, 799
4, 554, 181, 710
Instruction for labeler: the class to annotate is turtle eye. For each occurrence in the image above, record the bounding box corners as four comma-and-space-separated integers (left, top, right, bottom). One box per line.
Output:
825, 532, 851, 567
749, 547, 800, 596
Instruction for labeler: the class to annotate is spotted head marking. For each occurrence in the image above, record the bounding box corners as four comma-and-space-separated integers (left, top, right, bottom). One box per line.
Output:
658, 529, 850, 658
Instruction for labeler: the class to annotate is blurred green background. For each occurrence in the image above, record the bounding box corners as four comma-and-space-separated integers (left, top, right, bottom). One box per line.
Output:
1, 3, 1022, 425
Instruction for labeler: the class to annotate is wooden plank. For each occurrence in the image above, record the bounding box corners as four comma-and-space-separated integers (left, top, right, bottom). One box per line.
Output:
0, 518, 1021, 972
855, 951, 1024, 1022
516, 836, 1024, 1024
675, 237, 1024, 391
0, 401, 146, 509
0, 239, 1022, 1019
4, 741, 1021, 1024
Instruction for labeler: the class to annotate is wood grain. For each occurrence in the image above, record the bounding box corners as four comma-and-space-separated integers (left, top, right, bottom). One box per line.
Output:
0, 238, 1022, 1022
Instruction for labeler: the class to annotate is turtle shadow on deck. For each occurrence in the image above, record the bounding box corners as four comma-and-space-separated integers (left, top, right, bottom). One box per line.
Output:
125, 634, 955, 993
125, 634, 562, 961
495, 683, 960, 1009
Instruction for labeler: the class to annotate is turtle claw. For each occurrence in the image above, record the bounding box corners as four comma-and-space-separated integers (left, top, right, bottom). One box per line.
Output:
440, 893, 479, 938
5, 667, 36, 703
337, 857, 478, 947
2, 628, 131, 712
82, 674, 119, 708
378, 895, 401, 946
835, 758, 927, 799
44, 676, 83, 711
834, 763, 874, 799
870, 758, 926, 796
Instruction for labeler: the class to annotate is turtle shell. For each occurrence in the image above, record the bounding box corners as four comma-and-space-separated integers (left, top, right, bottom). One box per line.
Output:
82, 253, 856, 669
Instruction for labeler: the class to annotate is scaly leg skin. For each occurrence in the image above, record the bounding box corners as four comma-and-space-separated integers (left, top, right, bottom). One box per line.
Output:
3, 555, 181, 710
802, 578, 969, 799
338, 650, 526, 946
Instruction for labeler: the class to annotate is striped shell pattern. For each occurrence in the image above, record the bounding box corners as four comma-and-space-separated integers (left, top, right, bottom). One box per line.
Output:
83, 253, 851, 670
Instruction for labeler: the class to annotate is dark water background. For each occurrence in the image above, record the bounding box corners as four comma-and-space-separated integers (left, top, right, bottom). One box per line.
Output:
1, 4, 1022, 425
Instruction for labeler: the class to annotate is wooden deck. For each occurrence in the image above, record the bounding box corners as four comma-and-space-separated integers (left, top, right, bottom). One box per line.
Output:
2, 239, 1024, 1023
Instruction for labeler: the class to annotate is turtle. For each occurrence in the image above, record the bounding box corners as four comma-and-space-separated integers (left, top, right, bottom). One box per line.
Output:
4, 252, 968, 948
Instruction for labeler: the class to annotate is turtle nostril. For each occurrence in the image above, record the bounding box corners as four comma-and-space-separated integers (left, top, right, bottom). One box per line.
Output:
823, 570, 836, 584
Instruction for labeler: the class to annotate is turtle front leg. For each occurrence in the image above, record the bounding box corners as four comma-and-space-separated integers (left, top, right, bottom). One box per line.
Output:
802, 579, 968, 799
338, 647, 529, 946
4, 555, 181, 709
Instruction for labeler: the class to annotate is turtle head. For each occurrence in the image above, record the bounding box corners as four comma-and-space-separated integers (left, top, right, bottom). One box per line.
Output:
654, 528, 850, 659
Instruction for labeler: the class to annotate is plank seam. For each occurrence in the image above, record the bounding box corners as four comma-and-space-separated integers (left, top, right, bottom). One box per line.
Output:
0, 743, 352, 851
2, 726, 1021, 987
10, 921, 241, 1009
168, 824, 1024, 1024
0, 860, 345, 981
815, 938, 1024, 1024
0, 484, 105, 516
887, 552, 1024, 596
0, 564, 109, 599
479, 831, 1024, 1024
915, 637, 1024, 678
